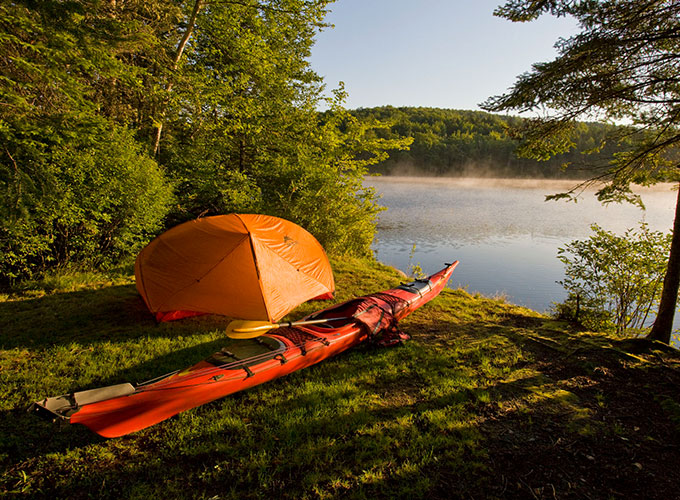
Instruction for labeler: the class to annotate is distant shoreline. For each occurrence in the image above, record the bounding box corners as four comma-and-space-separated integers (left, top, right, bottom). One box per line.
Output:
365, 175, 678, 194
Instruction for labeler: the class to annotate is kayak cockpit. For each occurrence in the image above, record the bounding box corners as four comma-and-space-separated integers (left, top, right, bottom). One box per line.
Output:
396, 278, 432, 295
204, 336, 286, 368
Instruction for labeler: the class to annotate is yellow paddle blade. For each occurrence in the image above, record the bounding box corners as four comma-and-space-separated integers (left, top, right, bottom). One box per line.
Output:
225, 320, 280, 339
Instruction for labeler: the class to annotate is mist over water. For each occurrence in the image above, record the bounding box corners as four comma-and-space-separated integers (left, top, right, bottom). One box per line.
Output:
367, 176, 677, 314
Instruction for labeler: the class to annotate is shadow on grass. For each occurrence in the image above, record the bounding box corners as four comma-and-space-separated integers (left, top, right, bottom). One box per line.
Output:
4, 293, 680, 500
8, 349, 493, 498
0, 283, 343, 350
416, 315, 680, 500
0, 285, 157, 349
0, 285, 251, 464
0, 298, 549, 496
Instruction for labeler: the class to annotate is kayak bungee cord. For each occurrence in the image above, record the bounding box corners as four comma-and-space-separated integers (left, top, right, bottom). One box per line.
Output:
134, 330, 335, 390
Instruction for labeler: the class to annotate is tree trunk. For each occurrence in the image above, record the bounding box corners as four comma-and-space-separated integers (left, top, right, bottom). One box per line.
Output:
153, 0, 203, 156
648, 182, 680, 344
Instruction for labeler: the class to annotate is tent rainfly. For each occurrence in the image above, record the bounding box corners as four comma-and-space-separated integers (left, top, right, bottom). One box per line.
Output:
135, 214, 334, 322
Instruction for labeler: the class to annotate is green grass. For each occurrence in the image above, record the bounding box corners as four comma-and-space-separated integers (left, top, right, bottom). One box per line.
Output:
1, 257, 680, 499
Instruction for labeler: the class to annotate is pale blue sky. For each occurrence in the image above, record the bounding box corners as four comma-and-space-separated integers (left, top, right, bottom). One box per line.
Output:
309, 0, 578, 110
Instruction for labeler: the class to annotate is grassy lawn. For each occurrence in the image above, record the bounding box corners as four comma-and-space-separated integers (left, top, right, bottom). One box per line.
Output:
1, 257, 680, 499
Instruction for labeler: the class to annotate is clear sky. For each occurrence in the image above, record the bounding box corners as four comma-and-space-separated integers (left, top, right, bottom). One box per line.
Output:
309, 0, 579, 111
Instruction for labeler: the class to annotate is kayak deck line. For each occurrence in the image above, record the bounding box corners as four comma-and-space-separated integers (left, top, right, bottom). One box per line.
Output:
30, 261, 459, 437
30, 326, 354, 423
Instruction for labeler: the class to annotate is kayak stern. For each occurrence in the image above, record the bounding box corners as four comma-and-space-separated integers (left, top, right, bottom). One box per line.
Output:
30, 383, 136, 422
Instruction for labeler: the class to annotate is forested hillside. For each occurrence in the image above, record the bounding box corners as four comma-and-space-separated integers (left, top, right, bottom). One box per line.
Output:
0, 0, 408, 283
354, 107, 628, 178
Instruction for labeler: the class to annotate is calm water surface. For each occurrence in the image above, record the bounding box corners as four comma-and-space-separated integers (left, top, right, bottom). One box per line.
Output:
368, 176, 677, 314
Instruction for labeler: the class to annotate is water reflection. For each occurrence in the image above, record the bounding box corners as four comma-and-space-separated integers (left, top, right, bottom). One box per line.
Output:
368, 176, 676, 314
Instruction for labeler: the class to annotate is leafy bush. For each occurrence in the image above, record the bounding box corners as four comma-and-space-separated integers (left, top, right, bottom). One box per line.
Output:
256, 99, 409, 257
555, 223, 671, 336
259, 157, 382, 257
1, 123, 173, 283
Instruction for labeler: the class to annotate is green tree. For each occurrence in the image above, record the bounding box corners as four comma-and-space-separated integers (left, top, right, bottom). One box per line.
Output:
157, 3, 410, 256
483, 0, 680, 344
160, 0, 333, 222
0, 1, 174, 282
261, 88, 412, 256
556, 223, 670, 336
1, 0, 410, 281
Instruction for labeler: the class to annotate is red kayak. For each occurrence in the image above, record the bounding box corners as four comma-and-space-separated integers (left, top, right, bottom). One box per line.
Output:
31, 261, 458, 438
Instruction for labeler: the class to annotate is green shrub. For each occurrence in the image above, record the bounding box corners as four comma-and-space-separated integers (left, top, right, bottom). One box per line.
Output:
555, 223, 671, 336
1, 123, 173, 283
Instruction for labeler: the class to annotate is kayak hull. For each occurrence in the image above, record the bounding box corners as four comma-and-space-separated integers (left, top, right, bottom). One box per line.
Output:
32, 262, 458, 438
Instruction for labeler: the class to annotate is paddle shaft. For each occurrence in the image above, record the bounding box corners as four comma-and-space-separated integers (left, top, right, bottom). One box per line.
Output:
233, 316, 351, 333
277, 317, 351, 328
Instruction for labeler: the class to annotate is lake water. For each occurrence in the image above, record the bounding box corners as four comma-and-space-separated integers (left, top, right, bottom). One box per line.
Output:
367, 176, 678, 315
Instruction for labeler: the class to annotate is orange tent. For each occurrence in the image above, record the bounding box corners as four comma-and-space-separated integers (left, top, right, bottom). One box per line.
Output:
135, 214, 334, 322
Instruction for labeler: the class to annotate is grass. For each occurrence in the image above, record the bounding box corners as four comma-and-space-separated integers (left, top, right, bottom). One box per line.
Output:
1, 256, 680, 499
